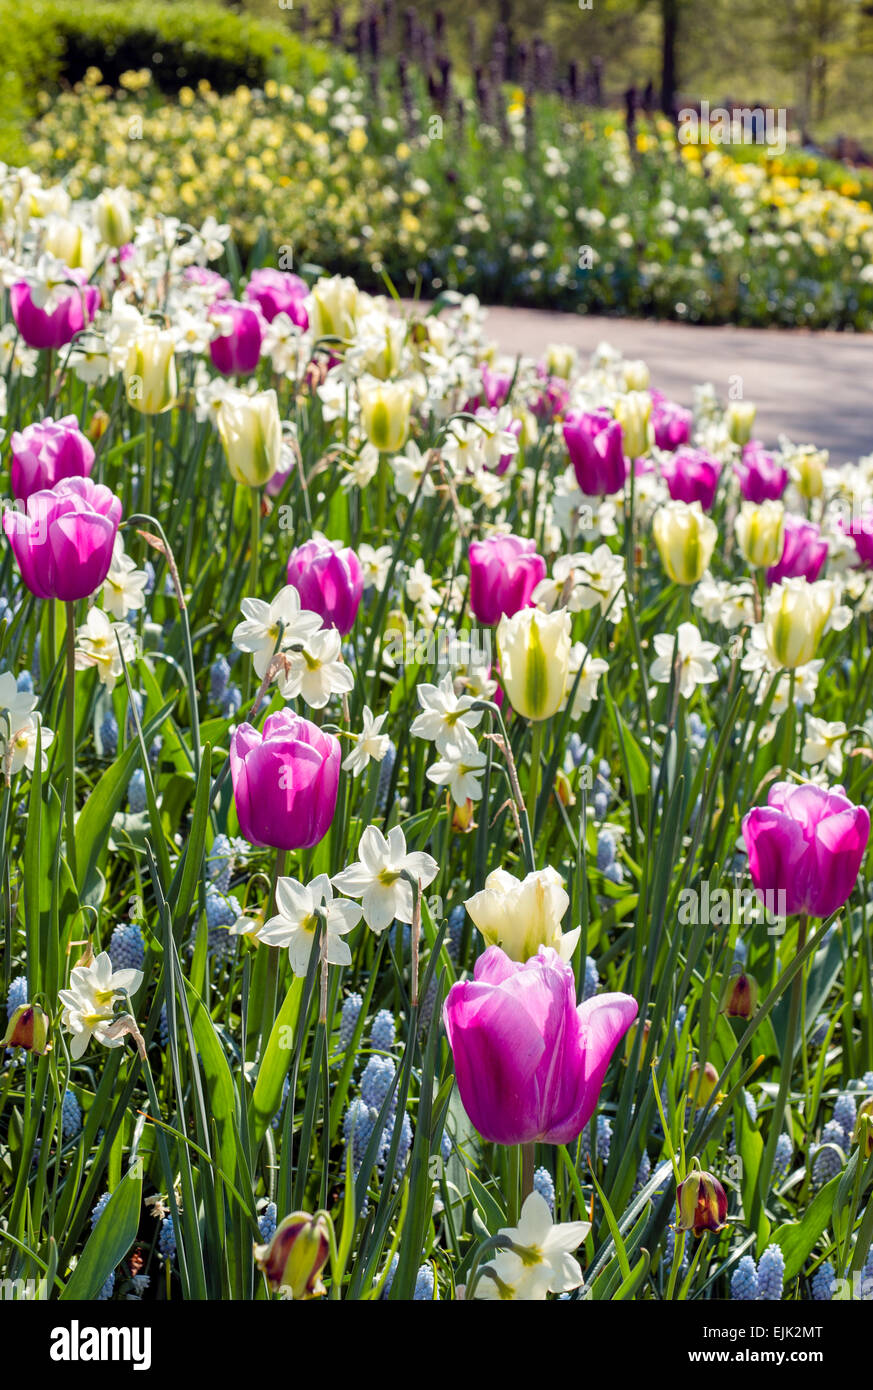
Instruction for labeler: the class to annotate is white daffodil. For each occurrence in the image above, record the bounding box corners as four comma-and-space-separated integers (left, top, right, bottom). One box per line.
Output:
0, 671, 37, 721
332, 825, 438, 933
357, 543, 393, 591
650, 622, 719, 700
563, 643, 609, 718
278, 627, 355, 709
74, 609, 138, 690
405, 559, 440, 609
802, 716, 848, 776
343, 705, 391, 776
391, 440, 436, 500
470, 1192, 589, 1300
59, 950, 144, 1061
426, 741, 488, 805
102, 536, 149, 619
232, 585, 323, 679
410, 672, 483, 755
3, 713, 54, 775
570, 544, 627, 623
258, 874, 361, 976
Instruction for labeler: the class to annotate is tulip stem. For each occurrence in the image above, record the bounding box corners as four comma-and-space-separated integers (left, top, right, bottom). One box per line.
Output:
756, 914, 807, 1220
527, 722, 544, 841
508, 1144, 521, 1225
245, 488, 261, 703
143, 415, 154, 520
521, 1141, 535, 1206
64, 600, 78, 883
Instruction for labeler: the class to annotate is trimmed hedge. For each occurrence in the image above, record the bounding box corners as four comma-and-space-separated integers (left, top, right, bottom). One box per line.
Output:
0, 0, 348, 161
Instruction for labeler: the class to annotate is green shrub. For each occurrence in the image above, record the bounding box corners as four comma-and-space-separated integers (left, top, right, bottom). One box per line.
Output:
0, 0, 350, 160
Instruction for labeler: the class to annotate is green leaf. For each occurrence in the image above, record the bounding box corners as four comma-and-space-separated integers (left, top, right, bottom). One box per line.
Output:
771, 1173, 843, 1281
251, 976, 304, 1141
59, 1166, 142, 1300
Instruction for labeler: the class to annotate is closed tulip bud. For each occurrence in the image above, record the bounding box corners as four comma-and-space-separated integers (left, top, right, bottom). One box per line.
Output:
216, 387, 282, 487
464, 867, 580, 963
1, 1003, 50, 1054
563, 409, 626, 497
286, 536, 363, 634
623, 359, 650, 391
306, 274, 360, 341
624, 1017, 651, 1067
496, 607, 571, 722
720, 971, 758, 1019
3, 476, 122, 602
726, 401, 756, 445
688, 1060, 719, 1109
791, 447, 826, 499
743, 781, 869, 920
854, 1098, 873, 1159
735, 500, 785, 569
544, 343, 576, 380
613, 391, 652, 460
44, 218, 94, 273
244, 267, 309, 328
650, 392, 692, 451
11, 267, 99, 351
763, 577, 839, 670
230, 711, 340, 851
123, 325, 177, 415
676, 1166, 728, 1237
652, 500, 717, 585
10, 415, 95, 502
469, 533, 546, 626
253, 1210, 331, 1298
359, 380, 413, 452
88, 409, 111, 443
94, 188, 134, 248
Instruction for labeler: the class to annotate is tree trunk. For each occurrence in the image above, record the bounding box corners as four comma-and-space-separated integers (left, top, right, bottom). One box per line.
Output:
660, 0, 679, 116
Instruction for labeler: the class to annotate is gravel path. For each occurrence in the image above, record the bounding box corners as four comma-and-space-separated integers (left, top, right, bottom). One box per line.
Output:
478, 307, 872, 464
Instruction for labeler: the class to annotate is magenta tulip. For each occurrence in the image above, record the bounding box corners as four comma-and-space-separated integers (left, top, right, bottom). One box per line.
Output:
650, 393, 692, 451
183, 265, 233, 300
245, 268, 309, 328
443, 945, 638, 1145
10, 416, 95, 502
532, 373, 570, 421
286, 537, 363, 635
563, 409, 626, 496
734, 441, 789, 503
10, 270, 99, 351
766, 516, 828, 586
3, 476, 122, 601
742, 782, 869, 920
230, 712, 340, 851
660, 447, 721, 510
208, 300, 264, 376
842, 505, 873, 568
468, 534, 546, 625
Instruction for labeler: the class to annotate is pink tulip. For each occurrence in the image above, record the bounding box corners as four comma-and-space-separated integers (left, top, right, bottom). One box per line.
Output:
10, 270, 99, 351
245, 268, 309, 328
841, 505, 873, 568
563, 409, 626, 497
443, 945, 638, 1145
183, 266, 233, 300
3, 476, 122, 601
532, 373, 570, 421
208, 300, 263, 376
650, 392, 692, 451
286, 537, 363, 635
660, 447, 721, 510
742, 782, 869, 920
230, 712, 340, 851
734, 441, 788, 503
468, 534, 546, 625
10, 416, 95, 502
766, 516, 828, 586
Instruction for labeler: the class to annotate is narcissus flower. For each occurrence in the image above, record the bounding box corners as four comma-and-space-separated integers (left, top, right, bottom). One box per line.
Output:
469, 1191, 589, 1300
442, 945, 637, 1145
258, 874, 361, 976
742, 781, 869, 920
649, 622, 719, 699
652, 500, 717, 585
230, 712, 340, 852
464, 867, 580, 963
58, 950, 144, 1061
496, 607, 571, 722
332, 824, 438, 933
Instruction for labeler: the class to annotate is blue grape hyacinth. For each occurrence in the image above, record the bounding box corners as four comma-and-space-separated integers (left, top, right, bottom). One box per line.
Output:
339, 992, 363, 1049
369, 1009, 396, 1052
731, 1255, 759, 1301
756, 1244, 785, 1300
108, 921, 145, 973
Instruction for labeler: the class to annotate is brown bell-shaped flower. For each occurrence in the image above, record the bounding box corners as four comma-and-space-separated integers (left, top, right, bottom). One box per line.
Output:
675, 1167, 728, 1238
1, 1003, 50, 1054
720, 971, 759, 1019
